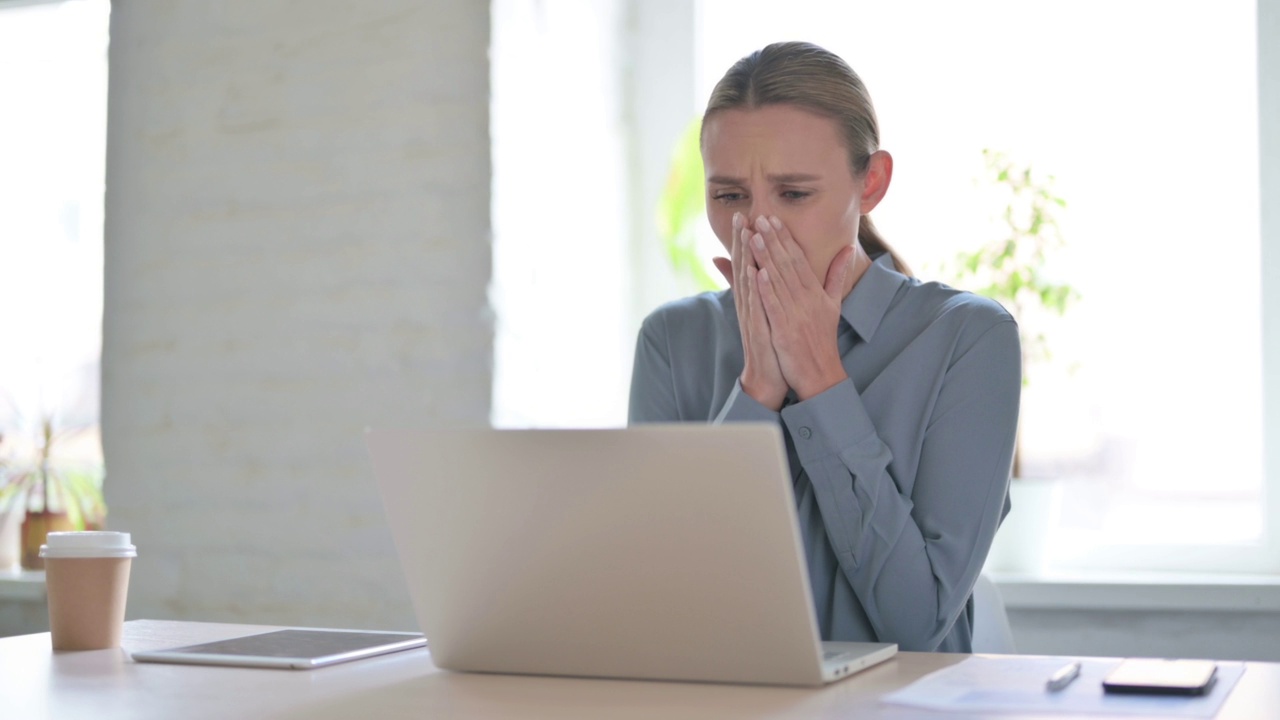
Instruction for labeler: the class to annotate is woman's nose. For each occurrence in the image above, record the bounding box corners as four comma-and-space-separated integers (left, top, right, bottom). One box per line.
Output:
747, 197, 774, 224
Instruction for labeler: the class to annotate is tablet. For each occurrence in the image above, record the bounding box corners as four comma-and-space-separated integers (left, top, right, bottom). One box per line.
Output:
131, 628, 427, 669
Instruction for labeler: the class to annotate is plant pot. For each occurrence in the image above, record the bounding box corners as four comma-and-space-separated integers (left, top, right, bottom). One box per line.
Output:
21, 510, 76, 570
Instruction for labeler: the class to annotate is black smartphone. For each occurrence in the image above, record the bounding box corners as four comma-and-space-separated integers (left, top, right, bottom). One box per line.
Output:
1101, 659, 1218, 696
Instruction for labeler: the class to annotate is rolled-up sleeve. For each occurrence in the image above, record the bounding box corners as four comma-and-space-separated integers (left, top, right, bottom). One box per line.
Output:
782, 319, 1021, 651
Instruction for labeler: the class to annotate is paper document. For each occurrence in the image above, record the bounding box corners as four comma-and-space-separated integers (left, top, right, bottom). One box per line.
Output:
882, 657, 1245, 717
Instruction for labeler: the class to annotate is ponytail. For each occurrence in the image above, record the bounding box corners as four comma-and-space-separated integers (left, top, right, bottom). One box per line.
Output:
858, 215, 911, 276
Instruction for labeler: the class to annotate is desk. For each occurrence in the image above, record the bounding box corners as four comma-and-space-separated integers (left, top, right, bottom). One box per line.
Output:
3, 620, 1280, 719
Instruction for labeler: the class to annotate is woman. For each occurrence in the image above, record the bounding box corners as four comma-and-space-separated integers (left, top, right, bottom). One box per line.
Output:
628, 41, 1020, 653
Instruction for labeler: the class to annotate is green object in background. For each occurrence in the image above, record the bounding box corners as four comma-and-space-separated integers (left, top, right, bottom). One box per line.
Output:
656, 117, 721, 292
948, 149, 1079, 374
944, 149, 1080, 479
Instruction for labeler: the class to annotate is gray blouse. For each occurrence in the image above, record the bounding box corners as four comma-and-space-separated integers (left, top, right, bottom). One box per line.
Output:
627, 254, 1020, 652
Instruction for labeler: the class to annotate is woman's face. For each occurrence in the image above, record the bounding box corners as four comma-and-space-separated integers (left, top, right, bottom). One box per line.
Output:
701, 104, 885, 281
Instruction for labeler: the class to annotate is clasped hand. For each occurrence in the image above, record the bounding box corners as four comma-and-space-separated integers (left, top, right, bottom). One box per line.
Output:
712, 213, 855, 411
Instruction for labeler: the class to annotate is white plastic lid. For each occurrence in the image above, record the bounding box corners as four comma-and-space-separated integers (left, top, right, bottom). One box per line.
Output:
39, 531, 137, 559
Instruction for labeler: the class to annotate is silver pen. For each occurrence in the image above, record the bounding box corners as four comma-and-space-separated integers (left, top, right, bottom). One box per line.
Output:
1046, 661, 1082, 692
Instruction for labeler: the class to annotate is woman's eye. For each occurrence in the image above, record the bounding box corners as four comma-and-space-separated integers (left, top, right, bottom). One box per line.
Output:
781, 190, 811, 201
713, 193, 746, 204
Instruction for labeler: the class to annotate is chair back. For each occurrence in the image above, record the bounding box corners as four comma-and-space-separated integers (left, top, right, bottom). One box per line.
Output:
971, 574, 1017, 653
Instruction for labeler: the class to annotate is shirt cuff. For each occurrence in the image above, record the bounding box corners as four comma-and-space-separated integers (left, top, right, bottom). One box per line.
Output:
780, 378, 878, 464
713, 379, 781, 425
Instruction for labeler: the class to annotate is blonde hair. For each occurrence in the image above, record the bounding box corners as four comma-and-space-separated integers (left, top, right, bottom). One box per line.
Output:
702, 41, 911, 276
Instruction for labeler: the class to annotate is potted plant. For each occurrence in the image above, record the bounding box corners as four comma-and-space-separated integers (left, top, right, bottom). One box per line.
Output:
0, 415, 107, 570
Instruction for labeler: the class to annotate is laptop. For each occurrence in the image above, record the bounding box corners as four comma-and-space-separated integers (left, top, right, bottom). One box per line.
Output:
365, 424, 897, 687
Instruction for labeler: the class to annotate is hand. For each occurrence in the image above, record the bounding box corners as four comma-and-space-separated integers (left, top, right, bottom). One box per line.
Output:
747, 215, 853, 401
712, 213, 788, 410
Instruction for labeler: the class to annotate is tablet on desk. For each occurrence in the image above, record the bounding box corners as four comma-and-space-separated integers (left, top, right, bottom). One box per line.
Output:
130, 628, 427, 669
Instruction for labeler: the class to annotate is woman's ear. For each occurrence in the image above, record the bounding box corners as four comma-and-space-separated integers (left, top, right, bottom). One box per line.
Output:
859, 150, 893, 213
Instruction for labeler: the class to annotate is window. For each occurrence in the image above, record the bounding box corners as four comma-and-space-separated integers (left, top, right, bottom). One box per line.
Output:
490, 0, 633, 428
0, 0, 109, 483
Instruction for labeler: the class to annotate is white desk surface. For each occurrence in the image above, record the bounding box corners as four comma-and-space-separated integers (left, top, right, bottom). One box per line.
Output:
4, 619, 1279, 720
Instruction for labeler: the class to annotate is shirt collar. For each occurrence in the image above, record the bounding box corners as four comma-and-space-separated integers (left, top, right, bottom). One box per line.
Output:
840, 253, 908, 342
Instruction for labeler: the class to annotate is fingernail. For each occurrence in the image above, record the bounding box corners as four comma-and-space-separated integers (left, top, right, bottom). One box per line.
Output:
753, 233, 765, 251
759, 268, 770, 283
733, 212, 742, 230
770, 216, 782, 230
755, 216, 770, 232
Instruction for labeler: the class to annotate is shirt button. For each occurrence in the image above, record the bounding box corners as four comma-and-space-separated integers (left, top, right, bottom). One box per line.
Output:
798, 427, 813, 440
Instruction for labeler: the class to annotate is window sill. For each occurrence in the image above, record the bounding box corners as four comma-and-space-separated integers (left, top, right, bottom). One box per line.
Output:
989, 571, 1280, 613
0, 569, 47, 603
11, 568, 1280, 612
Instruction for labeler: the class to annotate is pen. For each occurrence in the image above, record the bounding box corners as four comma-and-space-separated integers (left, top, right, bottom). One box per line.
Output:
1046, 661, 1082, 692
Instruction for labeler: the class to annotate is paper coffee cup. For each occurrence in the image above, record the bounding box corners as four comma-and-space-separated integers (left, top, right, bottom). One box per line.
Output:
40, 531, 137, 651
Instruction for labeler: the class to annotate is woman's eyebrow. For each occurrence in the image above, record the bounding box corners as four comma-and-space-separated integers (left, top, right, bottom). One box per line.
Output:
707, 173, 823, 185
769, 173, 822, 183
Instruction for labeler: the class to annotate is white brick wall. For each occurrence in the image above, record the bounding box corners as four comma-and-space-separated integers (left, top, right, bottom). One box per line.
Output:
102, 0, 491, 630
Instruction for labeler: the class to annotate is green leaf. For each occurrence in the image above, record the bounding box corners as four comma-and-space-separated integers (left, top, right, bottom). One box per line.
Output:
656, 116, 730, 292
930, 149, 1082, 389
998, 240, 1017, 264
656, 117, 707, 250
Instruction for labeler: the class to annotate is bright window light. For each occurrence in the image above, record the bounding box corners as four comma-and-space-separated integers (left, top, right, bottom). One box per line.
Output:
0, 0, 109, 463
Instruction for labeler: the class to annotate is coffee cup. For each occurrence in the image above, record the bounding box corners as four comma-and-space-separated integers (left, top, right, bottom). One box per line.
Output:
39, 531, 137, 651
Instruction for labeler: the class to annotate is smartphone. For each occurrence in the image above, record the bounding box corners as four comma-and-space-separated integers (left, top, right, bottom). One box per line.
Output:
1101, 659, 1218, 696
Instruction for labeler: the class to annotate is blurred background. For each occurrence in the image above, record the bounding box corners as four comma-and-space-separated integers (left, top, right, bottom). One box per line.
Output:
1, 0, 1279, 661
